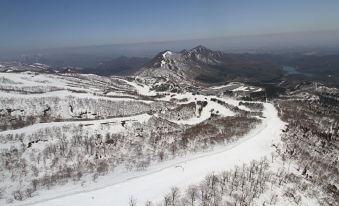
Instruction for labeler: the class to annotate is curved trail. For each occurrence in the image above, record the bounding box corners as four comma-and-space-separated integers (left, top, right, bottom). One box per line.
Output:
15, 103, 285, 206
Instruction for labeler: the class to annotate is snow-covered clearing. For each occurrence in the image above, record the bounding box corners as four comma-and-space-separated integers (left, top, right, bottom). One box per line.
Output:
0, 72, 157, 98
208, 82, 263, 93
0, 113, 151, 136
0, 113, 151, 150
172, 99, 234, 125
119, 78, 156, 96
105, 91, 139, 98
13, 102, 285, 206
0, 72, 79, 89
0, 90, 150, 103
158, 92, 250, 124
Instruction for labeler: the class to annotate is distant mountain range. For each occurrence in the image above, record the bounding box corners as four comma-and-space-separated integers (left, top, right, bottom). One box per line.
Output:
83, 56, 150, 75
2, 45, 339, 86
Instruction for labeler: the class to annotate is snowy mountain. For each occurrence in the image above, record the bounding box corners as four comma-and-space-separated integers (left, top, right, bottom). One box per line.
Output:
136, 46, 223, 83
181, 45, 224, 64
136, 45, 283, 84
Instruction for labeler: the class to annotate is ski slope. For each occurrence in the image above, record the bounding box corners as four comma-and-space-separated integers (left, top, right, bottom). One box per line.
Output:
14, 102, 285, 206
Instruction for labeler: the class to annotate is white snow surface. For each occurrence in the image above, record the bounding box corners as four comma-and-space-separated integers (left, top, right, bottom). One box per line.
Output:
157, 92, 236, 124
120, 79, 157, 96
14, 102, 285, 206
173, 99, 234, 125
0, 113, 151, 137
205, 82, 263, 94
162, 51, 172, 58
0, 90, 146, 102
231, 85, 250, 91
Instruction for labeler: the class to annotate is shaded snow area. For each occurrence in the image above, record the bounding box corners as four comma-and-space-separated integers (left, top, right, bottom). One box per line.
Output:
9, 103, 285, 206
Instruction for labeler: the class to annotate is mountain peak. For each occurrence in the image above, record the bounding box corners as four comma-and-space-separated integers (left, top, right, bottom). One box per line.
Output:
182, 45, 221, 57
190, 45, 211, 52
161, 50, 173, 58
180, 45, 223, 64
145, 50, 176, 67
136, 46, 225, 82
153, 50, 174, 59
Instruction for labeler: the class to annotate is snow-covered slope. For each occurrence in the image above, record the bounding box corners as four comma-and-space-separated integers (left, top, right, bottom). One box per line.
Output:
1, 70, 269, 205
12, 103, 284, 206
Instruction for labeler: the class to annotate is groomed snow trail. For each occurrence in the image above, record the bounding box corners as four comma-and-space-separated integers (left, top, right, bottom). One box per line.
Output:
17, 102, 285, 206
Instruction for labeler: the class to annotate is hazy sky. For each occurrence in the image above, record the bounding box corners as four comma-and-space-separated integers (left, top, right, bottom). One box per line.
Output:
1, 0, 339, 52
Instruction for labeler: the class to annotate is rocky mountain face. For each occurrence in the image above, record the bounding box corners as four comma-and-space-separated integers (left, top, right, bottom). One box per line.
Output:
136, 45, 283, 84
136, 46, 223, 83
180, 45, 224, 64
